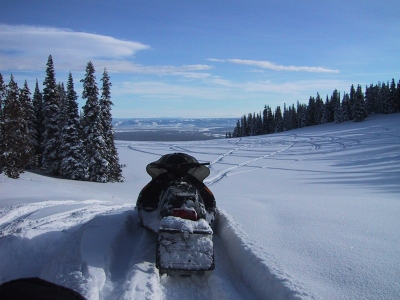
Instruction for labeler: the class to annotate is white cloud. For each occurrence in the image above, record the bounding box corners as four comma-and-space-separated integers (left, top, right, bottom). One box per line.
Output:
98, 60, 213, 78
0, 24, 149, 57
0, 24, 214, 78
0, 24, 150, 72
209, 58, 340, 73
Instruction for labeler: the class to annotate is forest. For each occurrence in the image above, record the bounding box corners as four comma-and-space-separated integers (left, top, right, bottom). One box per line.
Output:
0, 55, 122, 182
229, 79, 400, 138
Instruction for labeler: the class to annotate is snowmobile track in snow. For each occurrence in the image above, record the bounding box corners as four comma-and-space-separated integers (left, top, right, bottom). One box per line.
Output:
0, 200, 304, 299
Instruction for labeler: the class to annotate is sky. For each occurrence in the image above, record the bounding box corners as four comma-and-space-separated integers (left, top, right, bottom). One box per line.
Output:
1, 0, 400, 118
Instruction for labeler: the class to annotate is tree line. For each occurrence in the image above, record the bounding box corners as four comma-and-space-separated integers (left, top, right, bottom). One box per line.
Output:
228, 79, 400, 138
0, 55, 123, 182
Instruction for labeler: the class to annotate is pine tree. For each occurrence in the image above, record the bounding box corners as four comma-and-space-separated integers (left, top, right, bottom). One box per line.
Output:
274, 106, 284, 132
297, 102, 307, 128
349, 84, 356, 120
307, 96, 316, 126
283, 104, 290, 131
262, 105, 268, 134
380, 82, 390, 114
331, 90, 340, 123
333, 89, 342, 124
81, 61, 108, 182
389, 78, 397, 113
19, 80, 37, 167
2, 75, 30, 178
291, 104, 298, 129
247, 113, 253, 136
59, 72, 86, 180
353, 85, 367, 122
320, 103, 328, 124
364, 84, 373, 114
255, 112, 263, 135
267, 106, 275, 133
232, 119, 241, 137
374, 82, 383, 113
396, 80, 400, 113
42, 55, 62, 174
341, 93, 350, 122
240, 115, 247, 137
315, 94, 323, 125
100, 68, 122, 182
0, 73, 6, 174
32, 80, 44, 165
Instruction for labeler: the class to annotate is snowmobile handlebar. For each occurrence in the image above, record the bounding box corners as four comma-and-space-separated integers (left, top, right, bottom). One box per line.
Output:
152, 162, 210, 169
152, 162, 210, 177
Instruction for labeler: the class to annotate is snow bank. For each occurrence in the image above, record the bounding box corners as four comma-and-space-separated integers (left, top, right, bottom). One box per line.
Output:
215, 209, 311, 300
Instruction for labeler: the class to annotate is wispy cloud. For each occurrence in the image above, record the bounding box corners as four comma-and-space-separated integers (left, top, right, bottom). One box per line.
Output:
0, 24, 212, 78
99, 60, 213, 78
209, 58, 339, 73
0, 24, 150, 71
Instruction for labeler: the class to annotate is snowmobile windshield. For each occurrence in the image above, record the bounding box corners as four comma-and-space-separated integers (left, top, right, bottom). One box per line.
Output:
146, 153, 210, 182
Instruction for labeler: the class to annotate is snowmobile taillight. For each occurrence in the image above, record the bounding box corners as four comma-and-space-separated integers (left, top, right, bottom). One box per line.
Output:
170, 208, 198, 221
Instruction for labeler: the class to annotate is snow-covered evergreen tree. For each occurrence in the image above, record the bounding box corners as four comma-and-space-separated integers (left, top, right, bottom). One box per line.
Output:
353, 85, 368, 122
255, 112, 263, 135
81, 61, 109, 182
267, 106, 275, 133
232, 119, 241, 137
283, 104, 290, 131
59, 72, 87, 180
297, 102, 306, 128
341, 93, 350, 122
262, 105, 268, 134
42, 55, 62, 174
333, 91, 342, 124
240, 115, 247, 137
19, 80, 37, 167
315, 94, 323, 125
100, 68, 122, 182
2, 75, 30, 178
320, 103, 328, 124
364, 84, 373, 114
397, 80, 400, 113
290, 104, 298, 130
349, 84, 356, 120
0, 73, 6, 174
388, 78, 397, 113
307, 96, 316, 126
274, 106, 284, 133
32, 80, 44, 166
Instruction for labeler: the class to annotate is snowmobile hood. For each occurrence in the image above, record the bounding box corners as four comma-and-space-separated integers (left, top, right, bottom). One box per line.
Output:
146, 153, 210, 182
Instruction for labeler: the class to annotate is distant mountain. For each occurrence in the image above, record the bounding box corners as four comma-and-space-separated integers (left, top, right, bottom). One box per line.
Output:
112, 118, 237, 141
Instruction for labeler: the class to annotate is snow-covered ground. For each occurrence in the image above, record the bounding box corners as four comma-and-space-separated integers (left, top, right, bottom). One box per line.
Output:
1, 113, 399, 300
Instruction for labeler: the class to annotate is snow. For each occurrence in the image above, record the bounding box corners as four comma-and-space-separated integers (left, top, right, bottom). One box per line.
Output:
1, 113, 400, 299
159, 216, 212, 234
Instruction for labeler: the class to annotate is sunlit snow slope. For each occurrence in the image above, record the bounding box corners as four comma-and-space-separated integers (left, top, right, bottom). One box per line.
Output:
1, 113, 399, 300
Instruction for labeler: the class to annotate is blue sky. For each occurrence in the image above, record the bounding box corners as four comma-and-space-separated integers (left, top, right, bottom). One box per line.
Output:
1, 0, 399, 118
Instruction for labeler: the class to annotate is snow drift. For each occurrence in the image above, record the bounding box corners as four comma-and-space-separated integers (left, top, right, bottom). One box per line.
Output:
1, 113, 400, 299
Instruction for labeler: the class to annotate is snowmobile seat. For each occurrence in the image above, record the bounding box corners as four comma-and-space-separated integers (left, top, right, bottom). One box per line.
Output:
136, 153, 216, 211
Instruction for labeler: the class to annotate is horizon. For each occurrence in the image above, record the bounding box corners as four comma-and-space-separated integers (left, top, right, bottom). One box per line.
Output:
1, 1, 400, 118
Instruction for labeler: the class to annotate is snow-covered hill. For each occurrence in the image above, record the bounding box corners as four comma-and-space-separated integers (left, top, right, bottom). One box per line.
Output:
1, 113, 399, 299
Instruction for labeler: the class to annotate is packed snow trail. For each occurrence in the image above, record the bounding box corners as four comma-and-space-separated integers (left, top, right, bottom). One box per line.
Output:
0, 200, 303, 299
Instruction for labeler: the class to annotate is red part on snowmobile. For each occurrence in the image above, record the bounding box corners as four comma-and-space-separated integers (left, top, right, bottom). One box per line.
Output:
170, 207, 198, 221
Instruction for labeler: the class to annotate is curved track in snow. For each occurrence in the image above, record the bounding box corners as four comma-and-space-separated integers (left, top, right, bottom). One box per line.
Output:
0, 201, 302, 299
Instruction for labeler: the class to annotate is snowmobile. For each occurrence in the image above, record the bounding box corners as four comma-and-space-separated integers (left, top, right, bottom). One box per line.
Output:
136, 153, 216, 275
